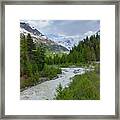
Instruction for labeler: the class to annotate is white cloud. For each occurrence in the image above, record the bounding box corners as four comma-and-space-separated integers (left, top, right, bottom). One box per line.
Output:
20, 20, 52, 29
57, 30, 96, 41
59, 31, 96, 45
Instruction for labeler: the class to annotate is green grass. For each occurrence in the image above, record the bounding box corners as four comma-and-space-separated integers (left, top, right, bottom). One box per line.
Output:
55, 64, 100, 100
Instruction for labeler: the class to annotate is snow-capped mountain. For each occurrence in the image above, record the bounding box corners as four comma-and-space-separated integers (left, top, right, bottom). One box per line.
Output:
45, 30, 99, 50
20, 22, 43, 36
20, 22, 69, 52
20, 22, 100, 51
45, 34, 76, 50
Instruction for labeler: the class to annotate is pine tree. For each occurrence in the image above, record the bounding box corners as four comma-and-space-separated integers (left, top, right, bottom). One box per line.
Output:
34, 45, 45, 71
20, 34, 28, 76
26, 33, 35, 60
20, 34, 33, 78
90, 47, 96, 61
66, 33, 100, 64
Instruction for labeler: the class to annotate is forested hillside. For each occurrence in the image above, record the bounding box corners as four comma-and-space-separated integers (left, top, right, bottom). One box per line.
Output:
45, 31, 100, 65
20, 33, 61, 90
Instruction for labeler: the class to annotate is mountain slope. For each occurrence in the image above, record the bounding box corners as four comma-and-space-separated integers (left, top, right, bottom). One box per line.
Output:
46, 34, 76, 50
20, 22, 69, 52
45, 30, 99, 50
20, 22, 100, 52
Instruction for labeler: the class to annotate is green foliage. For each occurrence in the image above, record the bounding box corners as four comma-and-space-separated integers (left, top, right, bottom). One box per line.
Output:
45, 33, 100, 66
20, 32, 100, 92
20, 34, 45, 89
54, 84, 63, 99
55, 67, 100, 100
41, 64, 62, 79
34, 45, 45, 71
94, 63, 100, 74
69, 34, 100, 63
26, 33, 35, 60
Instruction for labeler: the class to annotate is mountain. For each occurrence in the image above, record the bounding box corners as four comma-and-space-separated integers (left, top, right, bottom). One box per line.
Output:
20, 22, 43, 36
20, 22, 69, 52
20, 22, 100, 51
45, 30, 99, 50
46, 34, 76, 50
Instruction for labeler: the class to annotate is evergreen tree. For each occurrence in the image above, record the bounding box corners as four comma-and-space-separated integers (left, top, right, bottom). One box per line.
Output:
20, 34, 33, 77
20, 34, 28, 76
66, 33, 100, 64
26, 33, 35, 60
34, 45, 45, 71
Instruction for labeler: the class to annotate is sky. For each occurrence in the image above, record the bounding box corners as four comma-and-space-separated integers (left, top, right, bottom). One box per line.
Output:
20, 20, 100, 37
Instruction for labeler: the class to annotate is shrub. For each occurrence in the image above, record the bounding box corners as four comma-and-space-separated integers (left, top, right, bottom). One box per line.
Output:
55, 70, 100, 100
41, 64, 62, 80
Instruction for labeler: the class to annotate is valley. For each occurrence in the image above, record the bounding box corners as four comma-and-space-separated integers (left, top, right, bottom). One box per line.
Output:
20, 21, 100, 100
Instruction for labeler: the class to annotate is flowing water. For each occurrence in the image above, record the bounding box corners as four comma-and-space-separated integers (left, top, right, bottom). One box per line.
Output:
20, 67, 89, 100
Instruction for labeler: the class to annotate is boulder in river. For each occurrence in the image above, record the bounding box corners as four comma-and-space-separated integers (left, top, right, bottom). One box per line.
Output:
73, 69, 82, 74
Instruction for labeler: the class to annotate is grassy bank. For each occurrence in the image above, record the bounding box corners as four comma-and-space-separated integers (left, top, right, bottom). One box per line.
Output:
55, 64, 100, 100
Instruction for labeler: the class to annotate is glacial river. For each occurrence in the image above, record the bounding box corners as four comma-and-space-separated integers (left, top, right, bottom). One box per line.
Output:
20, 67, 89, 100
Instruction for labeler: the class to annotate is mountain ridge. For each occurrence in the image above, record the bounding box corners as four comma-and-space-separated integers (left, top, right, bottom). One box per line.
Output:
20, 22, 69, 52
20, 22, 100, 51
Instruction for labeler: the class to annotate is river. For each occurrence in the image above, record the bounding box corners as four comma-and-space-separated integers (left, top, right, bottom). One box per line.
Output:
20, 67, 89, 100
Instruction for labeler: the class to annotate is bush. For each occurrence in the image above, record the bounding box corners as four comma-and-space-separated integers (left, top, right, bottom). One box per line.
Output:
94, 63, 100, 74
20, 72, 40, 91
41, 64, 62, 79
55, 70, 100, 100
